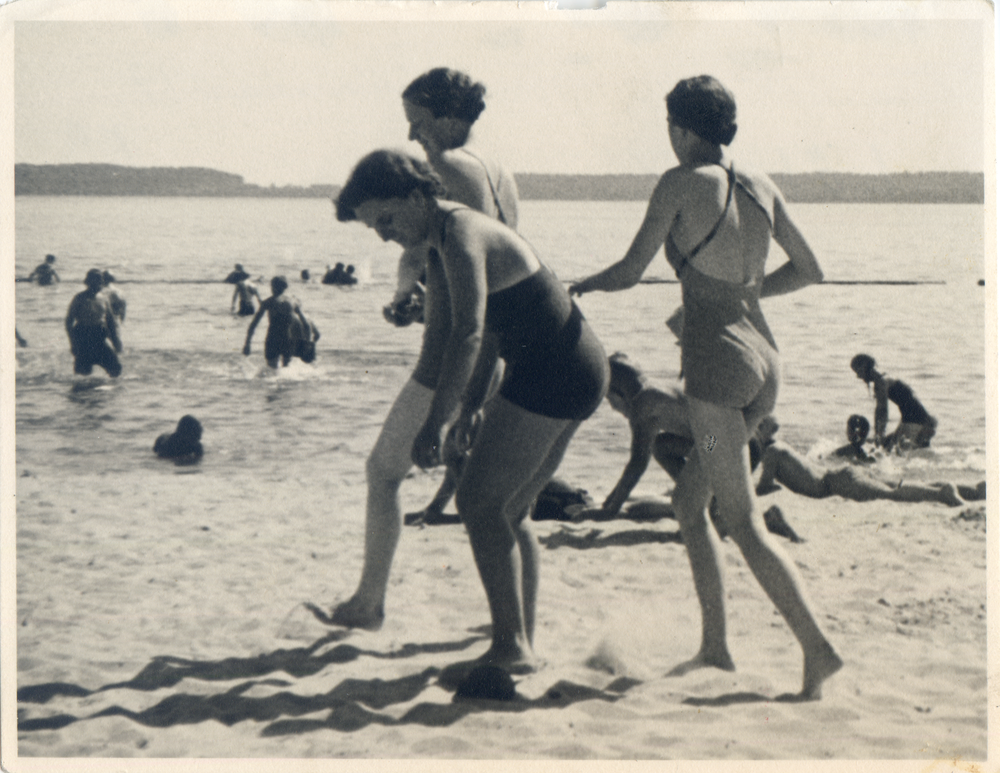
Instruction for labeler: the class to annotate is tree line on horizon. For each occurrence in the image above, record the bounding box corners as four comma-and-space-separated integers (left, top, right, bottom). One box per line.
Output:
14, 163, 985, 204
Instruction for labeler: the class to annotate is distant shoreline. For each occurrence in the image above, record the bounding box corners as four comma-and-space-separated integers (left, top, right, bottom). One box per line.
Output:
14, 163, 984, 204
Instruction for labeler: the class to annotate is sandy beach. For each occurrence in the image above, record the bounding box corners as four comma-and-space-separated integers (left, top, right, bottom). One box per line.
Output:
14, 456, 989, 762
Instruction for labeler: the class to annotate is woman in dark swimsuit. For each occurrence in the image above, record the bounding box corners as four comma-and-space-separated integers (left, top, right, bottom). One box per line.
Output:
571, 76, 841, 700
329, 69, 520, 633
337, 150, 608, 676
850, 353, 937, 451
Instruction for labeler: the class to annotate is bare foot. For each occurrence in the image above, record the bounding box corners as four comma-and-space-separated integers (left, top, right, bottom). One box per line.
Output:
439, 646, 540, 689
939, 483, 964, 508
667, 649, 736, 677
780, 644, 843, 701
325, 598, 384, 631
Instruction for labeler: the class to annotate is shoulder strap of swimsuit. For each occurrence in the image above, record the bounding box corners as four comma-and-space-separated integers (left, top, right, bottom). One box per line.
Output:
686, 164, 735, 261
458, 147, 508, 225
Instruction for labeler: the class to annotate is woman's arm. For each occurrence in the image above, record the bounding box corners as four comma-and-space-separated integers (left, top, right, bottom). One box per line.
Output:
873, 375, 890, 446
570, 172, 680, 296
760, 197, 824, 298
602, 420, 658, 514
412, 216, 489, 469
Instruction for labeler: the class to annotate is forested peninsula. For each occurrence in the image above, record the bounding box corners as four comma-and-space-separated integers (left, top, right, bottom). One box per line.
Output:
14, 163, 984, 204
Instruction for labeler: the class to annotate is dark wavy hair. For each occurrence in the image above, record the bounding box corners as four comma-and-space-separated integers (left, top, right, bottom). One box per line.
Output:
850, 353, 877, 382
666, 75, 738, 147
402, 67, 487, 123
336, 150, 448, 222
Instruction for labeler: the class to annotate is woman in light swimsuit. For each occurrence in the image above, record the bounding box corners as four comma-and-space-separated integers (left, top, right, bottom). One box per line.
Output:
571, 75, 841, 700
850, 353, 937, 451
328, 69, 520, 633
337, 150, 608, 675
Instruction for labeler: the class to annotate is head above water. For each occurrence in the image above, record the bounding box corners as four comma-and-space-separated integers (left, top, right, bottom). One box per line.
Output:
271, 275, 289, 295
335, 150, 447, 222
402, 68, 486, 123
850, 353, 877, 383
176, 415, 203, 441
666, 75, 738, 147
45, 254, 57, 264
846, 414, 870, 444
84, 268, 104, 291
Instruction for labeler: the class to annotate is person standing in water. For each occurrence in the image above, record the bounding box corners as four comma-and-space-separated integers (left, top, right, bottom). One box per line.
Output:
850, 354, 937, 451
328, 68, 519, 632
231, 277, 261, 316
571, 75, 840, 700
28, 254, 61, 286
65, 269, 122, 378
101, 271, 127, 324
242, 276, 311, 369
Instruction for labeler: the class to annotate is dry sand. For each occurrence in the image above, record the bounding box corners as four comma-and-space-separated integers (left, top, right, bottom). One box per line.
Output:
11, 457, 989, 766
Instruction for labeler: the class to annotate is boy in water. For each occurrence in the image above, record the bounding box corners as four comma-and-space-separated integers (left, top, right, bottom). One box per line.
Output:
29, 254, 61, 286
231, 278, 261, 316
242, 276, 311, 368
65, 269, 122, 377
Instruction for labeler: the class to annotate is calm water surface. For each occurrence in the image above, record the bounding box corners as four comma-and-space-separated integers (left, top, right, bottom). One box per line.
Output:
14, 197, 987, 494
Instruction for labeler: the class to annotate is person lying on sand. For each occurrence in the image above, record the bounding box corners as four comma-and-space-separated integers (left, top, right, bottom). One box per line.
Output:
755, 419, 983, 506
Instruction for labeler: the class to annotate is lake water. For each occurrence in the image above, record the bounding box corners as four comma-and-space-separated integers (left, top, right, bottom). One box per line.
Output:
13, 196, 988, 500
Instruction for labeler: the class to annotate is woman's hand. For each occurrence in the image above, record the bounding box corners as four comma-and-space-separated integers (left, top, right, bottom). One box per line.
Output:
453, 409, 483, 455
242, 342, 251, 356
412, 422, 446, 470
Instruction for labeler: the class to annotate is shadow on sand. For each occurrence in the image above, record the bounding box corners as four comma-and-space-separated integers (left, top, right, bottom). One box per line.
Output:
18, 627, 637, 736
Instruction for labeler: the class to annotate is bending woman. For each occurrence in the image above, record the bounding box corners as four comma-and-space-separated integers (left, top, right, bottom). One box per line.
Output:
850, 353, 937, 451
571, 75, 841, 699
337, 150, 608, 673
329, 69, 518, 631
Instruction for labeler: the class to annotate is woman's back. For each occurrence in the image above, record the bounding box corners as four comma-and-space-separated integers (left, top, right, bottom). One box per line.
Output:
671, 163, 776, 286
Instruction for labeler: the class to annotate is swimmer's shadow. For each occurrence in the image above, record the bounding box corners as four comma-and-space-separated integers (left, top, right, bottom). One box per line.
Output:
539, 526, 684, 550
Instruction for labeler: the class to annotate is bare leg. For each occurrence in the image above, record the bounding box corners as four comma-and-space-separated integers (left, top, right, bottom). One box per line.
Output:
686, 397, 842, 699
330, 379, 434, 630
455, 399, 578, 671
667, 449, 735, 676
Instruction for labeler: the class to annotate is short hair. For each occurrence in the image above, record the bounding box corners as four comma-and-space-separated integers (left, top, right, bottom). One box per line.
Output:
176, 415, 203, 441
847, 414, 870, 439
271, 275, 289, 295
850, 353, 876, 381
336, 150, 447, 222
84, 268, 104, 289
607, 352, 647, 401
402, 67, 486, 123
666, 75, 738, 147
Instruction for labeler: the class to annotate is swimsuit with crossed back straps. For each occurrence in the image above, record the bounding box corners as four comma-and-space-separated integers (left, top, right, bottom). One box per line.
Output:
666, 163, 781, 424
436, 206, 608, 420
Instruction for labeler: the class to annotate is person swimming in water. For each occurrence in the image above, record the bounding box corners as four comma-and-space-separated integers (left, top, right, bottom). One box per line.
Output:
570, 75, 840, 699
242, 276, 311, 368
831, 414, 877, 463
65, 269, 122, 378
154, 415, 204, 464
850, 354, 937, 452
225, 263, 251, 284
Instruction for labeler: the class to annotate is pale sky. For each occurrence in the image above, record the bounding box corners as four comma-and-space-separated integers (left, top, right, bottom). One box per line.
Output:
4, 1, 990, 187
